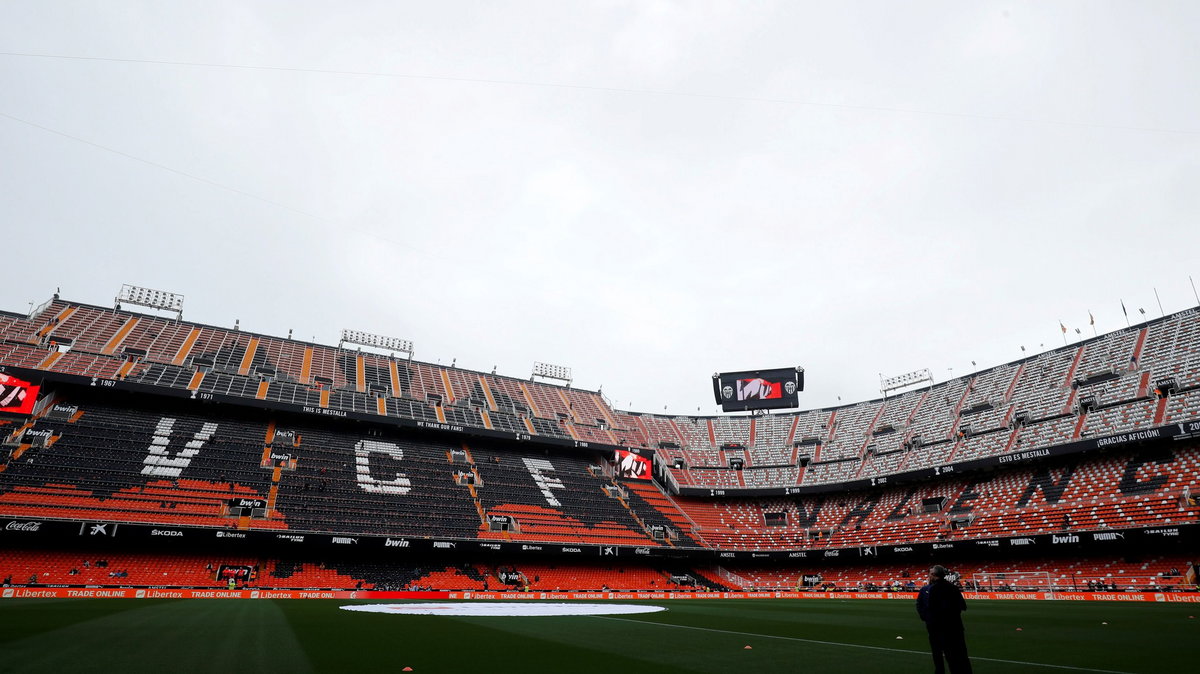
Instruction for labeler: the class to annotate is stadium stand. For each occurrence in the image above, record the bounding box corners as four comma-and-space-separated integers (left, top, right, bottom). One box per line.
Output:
0, 550, 261, 588
0, 293, 1198, 595
706, 555, 1195, 593
636, 443, 1199, 550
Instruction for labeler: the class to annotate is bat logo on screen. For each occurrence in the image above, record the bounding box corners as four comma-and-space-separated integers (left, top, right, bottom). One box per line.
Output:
615, 450, 650, 479
0, 384, 26, 408
0, 374, 37, 414
737, 378, 781, 400
721, 385, 734, 400
619, 455, 646, 478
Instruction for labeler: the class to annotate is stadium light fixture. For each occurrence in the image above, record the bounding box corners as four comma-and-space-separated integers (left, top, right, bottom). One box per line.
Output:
339, 329, 414, 358
532, 361, 572, 386
115, 284, 184, 319
880, 368, 933, 396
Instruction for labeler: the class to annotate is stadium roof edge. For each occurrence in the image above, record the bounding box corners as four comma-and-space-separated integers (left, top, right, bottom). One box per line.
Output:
18, 294, 1200, 422
25, 295, 604, 396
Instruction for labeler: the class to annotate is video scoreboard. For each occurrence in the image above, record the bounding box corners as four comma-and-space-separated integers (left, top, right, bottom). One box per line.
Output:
712, 366, 804, 413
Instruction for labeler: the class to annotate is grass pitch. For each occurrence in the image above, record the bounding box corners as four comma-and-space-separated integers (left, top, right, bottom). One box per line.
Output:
0, 598, 1191, 673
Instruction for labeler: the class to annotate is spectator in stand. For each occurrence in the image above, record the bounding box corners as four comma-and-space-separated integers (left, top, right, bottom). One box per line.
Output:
916, 565, 972, 674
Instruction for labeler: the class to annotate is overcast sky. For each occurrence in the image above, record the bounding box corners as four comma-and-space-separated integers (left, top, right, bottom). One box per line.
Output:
2, 1, 1198, 415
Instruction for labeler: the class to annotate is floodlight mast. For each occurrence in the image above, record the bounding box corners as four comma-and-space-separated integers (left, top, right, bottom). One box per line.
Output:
532, 361, 572, 386
339, 329, 414, 359
115, 284, 184, 319
880, 368, 934, 397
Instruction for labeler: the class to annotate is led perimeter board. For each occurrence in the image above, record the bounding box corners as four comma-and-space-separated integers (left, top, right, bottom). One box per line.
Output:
712, 366, 804, 412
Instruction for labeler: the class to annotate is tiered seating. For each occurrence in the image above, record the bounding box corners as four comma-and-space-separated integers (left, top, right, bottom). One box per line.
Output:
306, 342, 348, 389
0, 393, 681, 546
0, 551, 498, 591
859, 446, 907, 477
802, 459, 862, 485
667, 497, 798, 549
622, 480, 701, 546
742, 466, 799, 488
751, 415, 794, 465
681, 446, 722, 467
0, 550, 257, 588
40, 304, 128, 353
861, 390, 926, 467
950, 428, 1014, 463
792, 408, 832, 445
962, 364, 1020, 411
272, 426, 481, 539
956, 366, 1019, 441
473, 451, 656, 546
672, 416, 711, 450
1165, 389, 1200, 422
412, 565, 490, 590
1015, 416, 1077, 451
681, 469, 742, 488
1143, 311, 1200, 388
1074, 329, 1142, 403
900, 438, 955, 471
713, 555, 1195, 592
187, 327, 254, 373
484, 376, 531, 416
268, 560, 371, 589
1084, 398, 1157, 436
509, 563, 694, 591
607, 411, 647, 448
961, 448, 1200, 538
820, 400, 881, 462
5, 548, 1186, 593
1009, 347, 1079, 419
0, 342, 52, 370
662, 443, 1200, 550
518, 377, 574, 423
117, 316, 195, 364
0, 402, 277, 527
907, 378, 970, 445
3, 297, 1200, 493
711, 416, 749, 448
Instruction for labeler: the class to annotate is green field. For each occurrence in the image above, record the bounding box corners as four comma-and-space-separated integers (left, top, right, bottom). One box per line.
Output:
0, 598, 1192, 673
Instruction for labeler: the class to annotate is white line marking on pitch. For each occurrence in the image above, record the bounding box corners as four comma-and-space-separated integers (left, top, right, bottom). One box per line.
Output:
590, 616, 1134, 674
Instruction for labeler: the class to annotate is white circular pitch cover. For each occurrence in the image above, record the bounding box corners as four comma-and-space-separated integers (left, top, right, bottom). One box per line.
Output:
339, 602, 667, 617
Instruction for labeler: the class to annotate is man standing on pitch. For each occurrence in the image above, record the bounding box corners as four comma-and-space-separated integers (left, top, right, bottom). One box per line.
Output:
916, 565, 972, 673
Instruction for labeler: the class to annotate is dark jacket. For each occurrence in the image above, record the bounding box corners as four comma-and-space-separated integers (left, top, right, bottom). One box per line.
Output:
916, 579, 967, 631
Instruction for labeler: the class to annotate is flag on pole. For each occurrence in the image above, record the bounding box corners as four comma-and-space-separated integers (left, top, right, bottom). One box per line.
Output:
1089, 311, 1095, 326
1121, 301, 1128, 318
1060, 321, 1067, 334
